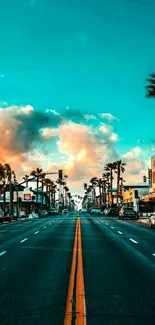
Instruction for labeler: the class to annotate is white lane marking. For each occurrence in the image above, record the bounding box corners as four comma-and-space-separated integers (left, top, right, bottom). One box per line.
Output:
105, 223, 108, 225
34, 231, 39, 235
118, 231, 123, 235
20, 238, 28, 243
43, 226, 47, 229
129, 238, 138, 244
49, 223, 51, 225
152, 254, 155, 257
111, 226, 114, 229
0, 251, 7, 257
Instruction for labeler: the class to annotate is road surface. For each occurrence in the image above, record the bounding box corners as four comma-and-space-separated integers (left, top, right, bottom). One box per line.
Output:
0, 214, 155, 324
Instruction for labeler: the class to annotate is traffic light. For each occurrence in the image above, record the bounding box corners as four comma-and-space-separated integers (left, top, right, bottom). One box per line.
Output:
59, 170, 63, 180
143, 175, 146, 183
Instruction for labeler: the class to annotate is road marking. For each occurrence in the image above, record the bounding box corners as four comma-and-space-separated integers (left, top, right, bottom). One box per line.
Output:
118, 231, 123, 235
0, 251, 7, 257
76, 218, 86, 325
43, 226, 47, 229
111, 226, 114, 229
152, 254, 155, 257
129, 238, 138, 244
34, 231, 39, 235
105, 223, 108, 225
49, 223, 51, 225
20, 238, 28, 243
64, 219, 78, 325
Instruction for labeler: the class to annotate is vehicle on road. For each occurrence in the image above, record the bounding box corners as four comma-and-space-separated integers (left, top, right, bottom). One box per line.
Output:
0, 215, 13, 223
62, 209, 68, 214
91, 208, 101, 215
149, 213, 155, 228
104, 208, 118, 216
119, 207, 138, 220
48, 208, 58, 216
38, 210, 48, 217
28, 212, 39, 219
81, 208, 87, 213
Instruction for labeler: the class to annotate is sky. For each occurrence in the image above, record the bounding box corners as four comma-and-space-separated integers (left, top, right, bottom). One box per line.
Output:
0, 0, 155, 193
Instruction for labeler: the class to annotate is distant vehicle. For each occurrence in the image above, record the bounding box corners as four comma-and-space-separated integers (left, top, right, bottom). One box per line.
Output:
81, 208, 87, 213
119, 207, 138, 220
28, 212, 39, 220
38, 210, 48, 217
48, 208, 58, 216
62, 209, 68, 214
91, 208, 101, 215
149, 213, 155, 228
104, 208, 118, 216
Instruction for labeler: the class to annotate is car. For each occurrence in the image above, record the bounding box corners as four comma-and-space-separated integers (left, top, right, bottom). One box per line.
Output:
149, 213, 155, 228
48, 208, 58, 216
104, 208, 118, 216
62, 209, 68, 214
38, 210, 48, 217
81, 208, 87, 213
28, 212, 39, 219
91, 208, 101, 215
119, 207, 138, 220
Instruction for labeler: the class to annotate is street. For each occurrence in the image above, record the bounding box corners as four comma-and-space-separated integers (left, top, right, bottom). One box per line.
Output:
0, 214, 155, 324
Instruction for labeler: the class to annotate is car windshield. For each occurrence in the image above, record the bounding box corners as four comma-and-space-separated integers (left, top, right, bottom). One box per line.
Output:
1, 1, 154, 324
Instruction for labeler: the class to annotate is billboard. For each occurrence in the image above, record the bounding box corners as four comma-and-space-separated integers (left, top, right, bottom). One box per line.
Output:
24, 194, 31, 201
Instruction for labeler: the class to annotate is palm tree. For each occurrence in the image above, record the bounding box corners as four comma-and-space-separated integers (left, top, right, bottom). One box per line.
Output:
4, 163, 13, 215
145, 74, 155, 98
115, 161, 126, 204
104, 162, 117, 205
98, 178, 103, 206
30, 168, 43, 204
0, 164, 6, 215
12, 171, 19, 217
90, 177, 98, 205
23, 175, 29, 188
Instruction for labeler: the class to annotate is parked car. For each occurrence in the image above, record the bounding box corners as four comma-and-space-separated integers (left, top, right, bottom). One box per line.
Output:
48, 208, 58, 216
149, 213, 155, 228
119, 207, 138, 220
91, 208, 101, 215
81, 208, 87, 213
38, 210, 48, 217
0, 215, 13, 223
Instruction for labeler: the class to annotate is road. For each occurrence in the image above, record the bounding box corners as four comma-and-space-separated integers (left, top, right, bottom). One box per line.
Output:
0, 214, 155, 324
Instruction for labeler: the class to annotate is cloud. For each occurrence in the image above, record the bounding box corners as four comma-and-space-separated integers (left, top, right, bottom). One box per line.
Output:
41, 128, 59, 138
84, 114, 97, 120
99, 113, 119, 122
122, 146, 142, 160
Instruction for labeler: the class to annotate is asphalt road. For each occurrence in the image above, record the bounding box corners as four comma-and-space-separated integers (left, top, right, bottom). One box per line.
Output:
0, 214, 155, 324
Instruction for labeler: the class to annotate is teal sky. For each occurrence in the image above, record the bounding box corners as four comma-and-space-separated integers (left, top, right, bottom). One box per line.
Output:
0, 0, 155, 159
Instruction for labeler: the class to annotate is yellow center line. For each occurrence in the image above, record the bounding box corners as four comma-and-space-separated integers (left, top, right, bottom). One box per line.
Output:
76, 218, 86, 325
63, 219, 78, 325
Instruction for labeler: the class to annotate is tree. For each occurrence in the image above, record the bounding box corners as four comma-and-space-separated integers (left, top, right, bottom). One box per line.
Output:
90, 177, 98, 204
104, 162, 117, 205
0, 164, 6, 215
145, 74, 155, 98
115, 160, 126, 204
23, 175, 29, 188
30, 168, 43, 203
4, 163, 13, 215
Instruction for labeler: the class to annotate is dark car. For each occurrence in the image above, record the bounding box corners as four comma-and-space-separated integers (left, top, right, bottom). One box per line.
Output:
119, 207, 138, 220
104, 208, 118, 216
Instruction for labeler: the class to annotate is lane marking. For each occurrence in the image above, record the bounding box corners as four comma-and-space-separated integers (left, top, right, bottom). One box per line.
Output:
152, 254, 155, 257
20, 238, 28, 243
0, 251, 7, 257
111, 226, 114, 229
105, 223, 108, 225
76, 218, 86, 325
64, 219, 78, 325
43, 226, 47, 229
118, 231, 123, 235
129, 238, 138, 244
34, 231, 39, 235
49, 223, 51, 225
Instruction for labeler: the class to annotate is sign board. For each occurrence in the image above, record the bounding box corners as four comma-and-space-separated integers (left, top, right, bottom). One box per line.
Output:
24, 194, 31, 201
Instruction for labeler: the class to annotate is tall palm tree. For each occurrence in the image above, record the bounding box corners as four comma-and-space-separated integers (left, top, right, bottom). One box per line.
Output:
145, 73, 155, 98
4, 163, 13, 215
30, 168, 43, 203
90, 177, 98, 204
115, 160, 126, 204
12, 171, 19, 217
0, 164, 6, 215
104, 162, 117, 205
23, 175, 29, 188
98, 178, 103, 206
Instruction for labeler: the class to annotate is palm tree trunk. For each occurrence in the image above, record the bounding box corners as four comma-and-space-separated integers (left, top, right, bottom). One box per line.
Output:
99, 185, 101, 206
9, 181, 13, 215
41, 180, 44, 209
3, 183, 6, 216
36, 177, 39, 203
117, 165, 120, 204
110, 168, 113, 205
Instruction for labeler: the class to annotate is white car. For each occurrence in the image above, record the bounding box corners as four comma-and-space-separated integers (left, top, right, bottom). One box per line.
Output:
91, 208, 101, 215
149, 213, 155, 228
28, 212, 39, 219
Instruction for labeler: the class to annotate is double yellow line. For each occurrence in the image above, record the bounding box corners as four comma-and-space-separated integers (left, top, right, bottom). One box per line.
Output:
64, 218, 86, 325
